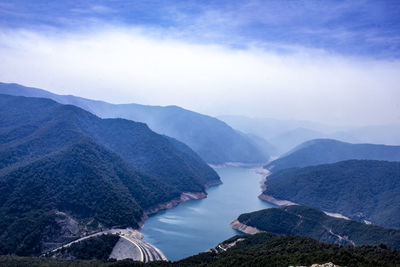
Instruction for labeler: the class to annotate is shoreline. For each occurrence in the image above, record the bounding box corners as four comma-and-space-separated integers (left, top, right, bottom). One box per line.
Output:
209, 162, 263, 169
139, 191, 207, 228
230, 220, 263, 235
258, 194, 298, 206
256, 168, 298, 207
139, 179, 222, 228
257, 169, 351, 220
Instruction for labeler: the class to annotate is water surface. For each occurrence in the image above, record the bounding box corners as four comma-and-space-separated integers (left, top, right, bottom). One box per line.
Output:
142, 166, 275, 261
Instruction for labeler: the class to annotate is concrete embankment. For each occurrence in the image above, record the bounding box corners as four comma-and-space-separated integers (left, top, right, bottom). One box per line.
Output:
109, 230, 167, 262
230, 220, 263, 235
49, 228, 167, 262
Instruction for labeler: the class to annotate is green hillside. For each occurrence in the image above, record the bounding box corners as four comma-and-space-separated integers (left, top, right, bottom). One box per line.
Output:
0, 94, 220, 192
0, 94, 220, 256
237, 206, 400, 249
261, 160, 400, 228
2, 233, 400, 266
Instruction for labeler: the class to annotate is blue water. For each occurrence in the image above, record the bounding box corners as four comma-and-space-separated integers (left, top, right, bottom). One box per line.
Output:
141, 166, 275, 261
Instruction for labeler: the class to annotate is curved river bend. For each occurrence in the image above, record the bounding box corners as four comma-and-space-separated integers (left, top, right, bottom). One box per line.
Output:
142, 166, 275, 261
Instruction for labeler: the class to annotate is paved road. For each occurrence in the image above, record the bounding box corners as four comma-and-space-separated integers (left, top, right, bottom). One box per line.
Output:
49, 228, 167, 262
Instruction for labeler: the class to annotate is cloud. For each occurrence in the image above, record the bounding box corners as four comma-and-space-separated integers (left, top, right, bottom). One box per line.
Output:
0, 25, 399, 126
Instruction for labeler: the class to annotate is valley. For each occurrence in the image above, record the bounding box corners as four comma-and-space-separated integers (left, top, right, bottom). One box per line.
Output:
141, 166, 275, 261
0, 84, 399, 266
1, 1, 400, 266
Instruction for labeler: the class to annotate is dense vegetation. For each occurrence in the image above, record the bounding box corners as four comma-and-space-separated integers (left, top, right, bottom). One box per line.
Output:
237, 206, 400, 249
0, 93, 220, 193
0, 94, 220, 256
262, 160, 400, 228
52, 234, 120, 260
2, 233, 400, 266
178, 233, 400, 267
0, 82, 269, 164
265, 138, 400, 171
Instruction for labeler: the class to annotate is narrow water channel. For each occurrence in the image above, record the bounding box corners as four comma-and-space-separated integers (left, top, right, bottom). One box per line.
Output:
141, 166, 275, 261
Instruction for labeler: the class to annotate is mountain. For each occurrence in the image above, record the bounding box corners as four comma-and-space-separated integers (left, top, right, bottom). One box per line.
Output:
261, 160, 400, 228
234, 206, 400, 249
268, 127, 327, 155
0, 94, 220, 255
241, 133, 278, 159
3, 233, 400, 266
347, 125, 400, 146
0, 82, 269, 164
218, 115, 360, 155
179, 233, 400, 267
265, 139, 400, 171
0, 94, 220, 192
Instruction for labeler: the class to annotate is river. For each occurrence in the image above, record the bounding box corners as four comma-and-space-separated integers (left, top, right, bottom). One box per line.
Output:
141, 166, 275, 261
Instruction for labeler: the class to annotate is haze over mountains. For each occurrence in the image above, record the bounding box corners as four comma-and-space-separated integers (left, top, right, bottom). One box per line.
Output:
219, 115, 400, 155
265, 139, 400, 171
0, 82, 268, 165
0, 94, 220, 255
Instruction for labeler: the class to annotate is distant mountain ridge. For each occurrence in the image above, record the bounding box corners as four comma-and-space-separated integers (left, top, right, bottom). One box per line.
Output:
265, 138, 400, 171
0, 94, 220, 255
0, 82, 269, 164
219, 115, 400, 156
261, 160, 400, 228
235, 206, 400, 249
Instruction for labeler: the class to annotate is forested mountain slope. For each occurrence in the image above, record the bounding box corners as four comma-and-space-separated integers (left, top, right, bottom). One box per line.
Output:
0, 82, 269, 164
261, 160, 400, 228
0, 94, 220, 255
235, 206, 400, 249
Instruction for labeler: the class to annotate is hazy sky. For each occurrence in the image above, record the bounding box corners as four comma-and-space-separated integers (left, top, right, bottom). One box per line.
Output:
0, 0, 399, 126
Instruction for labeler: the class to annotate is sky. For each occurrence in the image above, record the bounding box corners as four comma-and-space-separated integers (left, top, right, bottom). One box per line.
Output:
0, 0, 399, 126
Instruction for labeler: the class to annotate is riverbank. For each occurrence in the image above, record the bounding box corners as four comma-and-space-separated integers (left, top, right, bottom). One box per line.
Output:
140, 191, 207, 228
140, 178, 223, 227
257, 170, 352, 221
209, 162, 262, 168
230, 220, 263, 235
257, 170, 298, 206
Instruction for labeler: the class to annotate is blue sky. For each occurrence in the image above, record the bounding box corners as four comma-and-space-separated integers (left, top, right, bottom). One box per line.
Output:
0, 1, 399, 125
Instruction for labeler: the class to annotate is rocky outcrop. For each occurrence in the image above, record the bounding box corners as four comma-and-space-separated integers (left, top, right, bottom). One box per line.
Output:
41, 211, 81, 252
310, 263, 340, 267
209, 238, 246, 254
258, 194, 297, 206
230, 220, 263, 235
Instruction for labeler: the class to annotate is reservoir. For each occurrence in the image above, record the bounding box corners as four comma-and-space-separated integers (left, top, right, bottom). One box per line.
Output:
141, 166, 275, 261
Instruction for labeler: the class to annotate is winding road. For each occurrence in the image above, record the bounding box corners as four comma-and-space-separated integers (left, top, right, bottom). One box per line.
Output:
49, 228, 167, 262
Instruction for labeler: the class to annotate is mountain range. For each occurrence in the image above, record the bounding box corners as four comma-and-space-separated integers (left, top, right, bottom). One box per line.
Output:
0, 94, 220, 255
0, 82, 269, 165
265, 139, 400, 171
219, 115, 400, 155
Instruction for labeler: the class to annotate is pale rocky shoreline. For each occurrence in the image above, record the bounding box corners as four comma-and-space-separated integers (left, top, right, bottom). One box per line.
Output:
257, 169, 352, 221
139, 179, 222, 228
230, 219, 263, 235
141, 191, 207, 224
